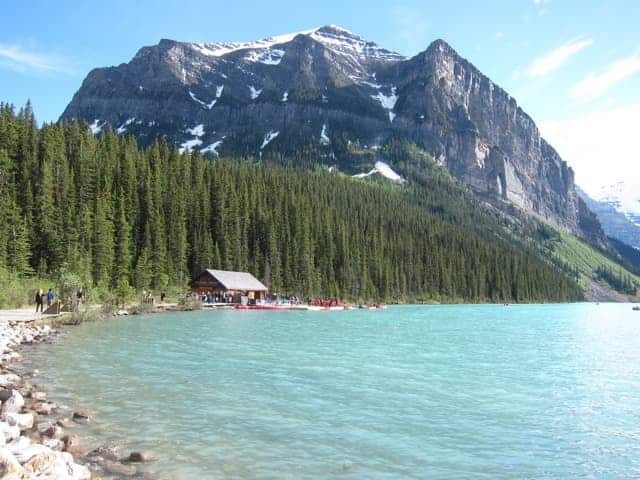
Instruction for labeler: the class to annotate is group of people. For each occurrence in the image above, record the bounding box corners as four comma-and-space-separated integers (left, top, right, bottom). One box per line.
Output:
34, 288, 55, 313
200, 292, 234, 304
141, 290, 167, 305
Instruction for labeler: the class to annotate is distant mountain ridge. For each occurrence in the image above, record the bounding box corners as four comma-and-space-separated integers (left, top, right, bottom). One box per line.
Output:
61, 25, 595, 239
578, 186, 640, 250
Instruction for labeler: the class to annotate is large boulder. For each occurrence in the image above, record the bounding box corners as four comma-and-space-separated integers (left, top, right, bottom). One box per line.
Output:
0, 422, 20, 443
1, 390, 24, 415
0, 375, 21, 389
5, 435, 31, 454
13, 443, 51, 464
3, 412, 34, 430
23, 450, 91, 479
31, 401, 56, 415
0, 447, 24, 478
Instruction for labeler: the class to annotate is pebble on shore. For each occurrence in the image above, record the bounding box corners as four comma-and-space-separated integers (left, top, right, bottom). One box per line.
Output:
0, 320, 91, 479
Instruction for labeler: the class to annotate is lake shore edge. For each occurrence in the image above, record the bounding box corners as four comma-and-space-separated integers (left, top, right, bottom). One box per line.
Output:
0, 310, 156, 479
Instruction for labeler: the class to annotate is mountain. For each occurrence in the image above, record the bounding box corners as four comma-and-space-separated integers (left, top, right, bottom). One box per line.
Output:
61, 25, 596, 239
578, 185, 640, 250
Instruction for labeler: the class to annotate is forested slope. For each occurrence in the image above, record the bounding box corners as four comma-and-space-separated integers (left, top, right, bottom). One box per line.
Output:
0, 103, 584, 303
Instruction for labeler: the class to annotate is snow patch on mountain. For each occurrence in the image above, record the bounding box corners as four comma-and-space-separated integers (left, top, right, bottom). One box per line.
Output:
309, 26, 405, 68
261, 130, 279, 149
371, 87, 398, 122
249, 86, 263, 100
179, 138, 203, 153
596, 181, 640, 225
353, 161, 405, 183
282, 91, 288, 102
116, 117, 136, 134
190, 29, 315, 58
89, 119, 103, 134
246, 48, 285, 65
187, 26, 404, 80
320, 124, 330, 145
186, 124, 205, 137
201, 139, 223, 156
189, 90, 216, 109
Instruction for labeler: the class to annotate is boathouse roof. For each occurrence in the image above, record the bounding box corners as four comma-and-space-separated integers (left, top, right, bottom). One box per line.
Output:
199, 269, 268, 292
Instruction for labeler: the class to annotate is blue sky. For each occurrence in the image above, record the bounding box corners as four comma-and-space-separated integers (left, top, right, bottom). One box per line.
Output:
1, 0, 639, 195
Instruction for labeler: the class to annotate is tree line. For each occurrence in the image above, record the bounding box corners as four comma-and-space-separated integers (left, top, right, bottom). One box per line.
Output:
0, 102, 583, 302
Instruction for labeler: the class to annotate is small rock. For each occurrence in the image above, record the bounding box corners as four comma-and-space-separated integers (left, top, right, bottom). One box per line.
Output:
37, 422, 63, 439
0, 390, 11, 403
57, 417, 75, 428
42, 438, 64, 451
105, 460, 137, 476
72, 410, 90, 421
88, 444, 123, 462
62, 433, 81, 449
29, 391, 47, 401
65, 445, 87, 456
31, 401, 56, 415
128, 451, 148, 462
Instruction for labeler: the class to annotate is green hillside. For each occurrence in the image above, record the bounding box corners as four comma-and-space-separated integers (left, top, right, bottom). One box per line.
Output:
0, 102, 588, 305
546, 231, 639, 297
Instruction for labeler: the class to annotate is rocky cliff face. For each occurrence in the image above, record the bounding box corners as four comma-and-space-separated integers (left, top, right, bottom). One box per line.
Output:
61, 25, 585, 234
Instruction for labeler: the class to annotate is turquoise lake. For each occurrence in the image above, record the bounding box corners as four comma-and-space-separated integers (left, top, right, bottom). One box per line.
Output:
27, 304, 640, 479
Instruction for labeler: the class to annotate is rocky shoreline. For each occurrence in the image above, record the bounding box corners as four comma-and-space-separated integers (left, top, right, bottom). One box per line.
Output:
0, 317, 150, 479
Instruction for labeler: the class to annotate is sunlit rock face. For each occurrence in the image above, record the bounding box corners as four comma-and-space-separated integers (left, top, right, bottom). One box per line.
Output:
62, 26, 587, 234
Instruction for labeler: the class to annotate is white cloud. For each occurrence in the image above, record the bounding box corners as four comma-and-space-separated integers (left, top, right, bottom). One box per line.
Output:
0, 43, 71, 74
527, 38, 592, 77
495, 32, 504, 40
571, 53, 640, 102
539, 103, 640, 195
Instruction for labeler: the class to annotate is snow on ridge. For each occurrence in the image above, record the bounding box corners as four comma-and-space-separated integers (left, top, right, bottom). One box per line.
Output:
116, 117, 136, 134
186, 124, 205, 137
89, 119, 104, 134
371, 86, 398, 122
188, 26, 405, 64
260, 130, 279, 149
216, 85, 224, 98
190, 28, 315, 58
189, 90, 217, 109
179, 138, 203, 153
353, 161, 405, 183
597, 181, 640, 217
310, 27, 405, 64
245, 48, 285, 65
320, 124, 330, 145
201, 139, 223, 157
249, 86, 263, 100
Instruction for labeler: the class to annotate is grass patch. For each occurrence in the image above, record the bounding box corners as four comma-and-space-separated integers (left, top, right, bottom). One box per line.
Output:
550, 232, 640, 292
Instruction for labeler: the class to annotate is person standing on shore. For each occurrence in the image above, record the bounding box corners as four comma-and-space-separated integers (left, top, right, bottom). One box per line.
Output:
46, 288, 54, 307
35, 289, 43, 313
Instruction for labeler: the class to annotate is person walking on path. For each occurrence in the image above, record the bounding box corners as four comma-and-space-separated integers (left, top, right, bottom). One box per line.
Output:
46, 288, 54, 307
35, 289, 43, 313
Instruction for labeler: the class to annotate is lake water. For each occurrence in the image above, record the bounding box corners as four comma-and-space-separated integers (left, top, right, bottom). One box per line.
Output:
27, 304, 640, 479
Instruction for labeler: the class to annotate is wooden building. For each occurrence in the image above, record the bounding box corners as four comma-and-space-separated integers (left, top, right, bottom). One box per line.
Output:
191, 269, 268, 302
